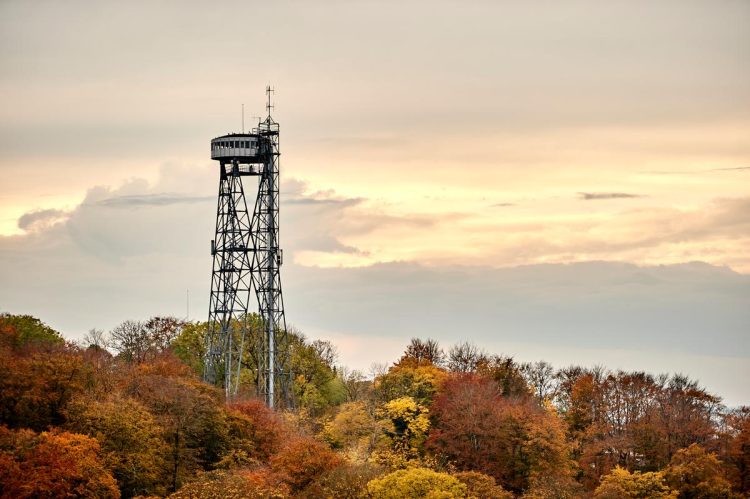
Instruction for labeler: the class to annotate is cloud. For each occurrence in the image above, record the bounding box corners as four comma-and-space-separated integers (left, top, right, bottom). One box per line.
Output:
1, 171, 749, 405
94, 193, 213, 207
491, 202, 516, 208
17, 208, 69, 231
284, 260, 750, 405
578, 192, 643, 200
713, 166, 750, 172
642, 166, 750, 175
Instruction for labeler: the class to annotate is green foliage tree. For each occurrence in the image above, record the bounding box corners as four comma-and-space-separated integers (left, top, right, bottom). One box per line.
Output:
171, 321, 208, 375
0, 313, 64, 348
289, 334, 343, 416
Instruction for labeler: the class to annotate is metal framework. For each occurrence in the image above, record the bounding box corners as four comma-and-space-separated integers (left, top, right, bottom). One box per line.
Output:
204, 87, 289, 408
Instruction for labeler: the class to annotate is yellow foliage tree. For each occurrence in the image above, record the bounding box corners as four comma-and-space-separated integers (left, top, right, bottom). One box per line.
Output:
663, 444, 733, 498
322, 401, 380, 460
367, 468, 468, 499
594, 466, 677, 499
374, 364, 446, 406
375, 396, 430, 466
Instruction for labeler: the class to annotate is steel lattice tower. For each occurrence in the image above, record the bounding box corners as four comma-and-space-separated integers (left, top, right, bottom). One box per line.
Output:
204, 87, 289, 408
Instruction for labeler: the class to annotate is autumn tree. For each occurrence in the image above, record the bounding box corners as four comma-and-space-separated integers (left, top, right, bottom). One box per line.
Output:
475, 354, 530, 398
663, 444, 733, 498
0, 344, 91, 431
725, 407, 750, 493
653, 375, 720, 458
399, 338, 446, 367
65, 394, 170, 497
110, 317, 186, 363
447, 342, 488, 373
224, 398, 287, 463
126, 355, 229, 492
0, 425, 120, 498
368, 468, 468, 499
427, 374, 573, 493
453, 471, 512, 499
323, 401, 381, 458
593, 466, 677, 498
299, 462, 383, 499
374, 362, 446, 407
375, 396, 431, 467
269, 437, 342, 492
0, 313, 64, 348
168, 469, 288, 499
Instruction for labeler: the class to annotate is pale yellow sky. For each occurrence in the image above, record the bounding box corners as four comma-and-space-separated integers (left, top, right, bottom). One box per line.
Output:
0, 0, 749, 404
1, 0, 748, 271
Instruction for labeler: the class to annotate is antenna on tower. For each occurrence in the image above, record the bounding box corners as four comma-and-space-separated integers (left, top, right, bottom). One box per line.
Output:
266, 85, 275, 118
242, 104, 245, 133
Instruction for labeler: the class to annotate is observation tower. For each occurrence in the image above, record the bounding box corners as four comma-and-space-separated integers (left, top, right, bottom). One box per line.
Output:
204, 87, 289, 408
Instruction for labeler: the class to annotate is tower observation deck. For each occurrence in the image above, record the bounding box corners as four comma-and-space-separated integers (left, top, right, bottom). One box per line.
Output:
204, 88, 289, 408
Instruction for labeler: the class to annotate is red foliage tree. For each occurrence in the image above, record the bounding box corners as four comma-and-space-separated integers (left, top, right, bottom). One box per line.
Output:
427, 373, 572, 493
226, 398, 287, 460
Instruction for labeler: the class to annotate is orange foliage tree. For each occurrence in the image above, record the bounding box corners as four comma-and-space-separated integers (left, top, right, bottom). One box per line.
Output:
0, 343, 91, 432
65, 394, 170, 497
168, 469, 288, 499
126, 353, 229, 492
270, 437, 343, 492
0, 425, 120, 498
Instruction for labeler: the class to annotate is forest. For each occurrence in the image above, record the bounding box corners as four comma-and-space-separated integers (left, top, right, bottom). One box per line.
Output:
0, 312, 747, 498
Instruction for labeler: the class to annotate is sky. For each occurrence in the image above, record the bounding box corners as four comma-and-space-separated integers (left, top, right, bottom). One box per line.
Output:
0, 1, 748, 405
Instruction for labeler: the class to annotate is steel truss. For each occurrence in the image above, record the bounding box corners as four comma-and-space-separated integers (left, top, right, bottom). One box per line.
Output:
204, 90, 289, 408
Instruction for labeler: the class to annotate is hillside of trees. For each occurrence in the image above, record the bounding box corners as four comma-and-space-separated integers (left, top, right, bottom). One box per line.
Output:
0, 312, 748, 498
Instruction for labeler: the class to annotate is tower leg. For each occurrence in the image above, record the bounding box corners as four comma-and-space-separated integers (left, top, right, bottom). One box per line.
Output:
204, 162, 253, 399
